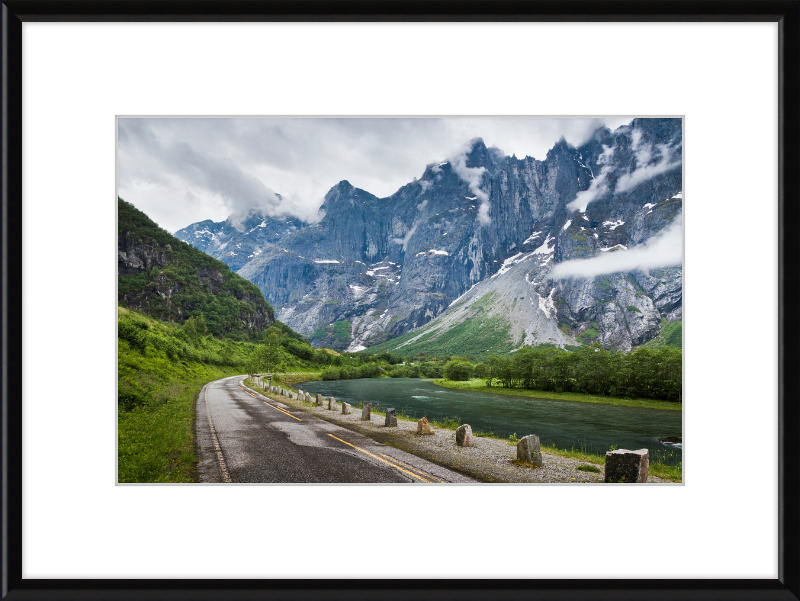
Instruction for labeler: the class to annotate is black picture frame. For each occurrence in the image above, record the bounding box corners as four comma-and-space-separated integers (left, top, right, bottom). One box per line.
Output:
2, 1, 798, 600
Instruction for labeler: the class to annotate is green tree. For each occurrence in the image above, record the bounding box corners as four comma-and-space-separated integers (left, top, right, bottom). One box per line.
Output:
183, 314, 208, 342
443, 359, 473, 381
248, 331, 283, 386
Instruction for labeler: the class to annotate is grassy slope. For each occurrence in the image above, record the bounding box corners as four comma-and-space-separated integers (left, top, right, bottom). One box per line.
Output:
118, 307, 327, 482
366, 293, 516, 358
117, 308, 256, 482
433, 378, 682, 411
118, 360, 242, 483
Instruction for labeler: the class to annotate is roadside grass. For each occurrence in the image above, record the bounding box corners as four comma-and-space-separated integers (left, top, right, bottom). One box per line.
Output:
433, 378, 682, 411
540, 442, 606, 465
118, 348, 242, 483
576, 464, 601, 473
650, 448, 683, 481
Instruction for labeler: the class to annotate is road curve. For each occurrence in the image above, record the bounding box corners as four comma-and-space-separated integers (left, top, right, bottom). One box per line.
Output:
195, 375, 474, 483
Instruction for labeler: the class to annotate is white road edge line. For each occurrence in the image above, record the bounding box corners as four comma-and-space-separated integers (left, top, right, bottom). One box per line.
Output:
205, 384, 232, 483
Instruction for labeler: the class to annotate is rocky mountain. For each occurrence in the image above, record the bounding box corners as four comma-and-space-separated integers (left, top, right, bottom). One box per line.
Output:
174, 210, 307, 272
175, 118, 682, 353
118, 198, 274, 340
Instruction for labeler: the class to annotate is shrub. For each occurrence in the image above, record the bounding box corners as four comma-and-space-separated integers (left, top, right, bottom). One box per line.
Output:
443, 359, 474, 381
321, 367, 341, 380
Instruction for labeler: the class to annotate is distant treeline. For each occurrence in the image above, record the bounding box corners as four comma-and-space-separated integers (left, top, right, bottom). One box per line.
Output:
323, 344, 681, 402
472, 345, 681, 402
321, 359, 444, 381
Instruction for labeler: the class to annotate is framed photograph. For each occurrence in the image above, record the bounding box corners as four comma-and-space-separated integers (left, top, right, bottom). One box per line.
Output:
3, 1, 797, 599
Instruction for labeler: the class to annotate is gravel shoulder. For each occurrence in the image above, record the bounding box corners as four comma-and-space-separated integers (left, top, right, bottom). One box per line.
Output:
244, 380, 670, 484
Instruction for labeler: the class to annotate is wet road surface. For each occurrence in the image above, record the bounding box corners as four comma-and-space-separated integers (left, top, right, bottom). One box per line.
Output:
195, 375, 474, 483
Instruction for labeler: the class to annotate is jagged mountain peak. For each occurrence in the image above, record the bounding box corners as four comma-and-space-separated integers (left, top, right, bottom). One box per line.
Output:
176, 119, 683, 354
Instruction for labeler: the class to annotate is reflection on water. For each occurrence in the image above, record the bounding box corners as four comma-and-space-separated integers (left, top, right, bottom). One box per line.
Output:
299, 378, 683, 466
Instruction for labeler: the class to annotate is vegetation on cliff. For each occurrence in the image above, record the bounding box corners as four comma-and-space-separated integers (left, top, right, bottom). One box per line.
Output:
118, 197, 273, 341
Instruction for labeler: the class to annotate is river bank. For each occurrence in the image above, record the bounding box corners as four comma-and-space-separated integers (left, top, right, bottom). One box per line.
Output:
243, 378, 677, 483
433, 378, 683, 411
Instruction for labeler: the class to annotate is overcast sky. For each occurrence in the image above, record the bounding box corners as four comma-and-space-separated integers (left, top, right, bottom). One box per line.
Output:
117, 117, 633, 233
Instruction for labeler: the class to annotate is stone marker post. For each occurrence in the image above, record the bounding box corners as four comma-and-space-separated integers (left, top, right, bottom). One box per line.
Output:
416, 417, 434, 435
385, 408, 397, 427
455, 424, 474, 447
516, 434, 543, 466
361, 403, 371, 421
328, 396, 336, 410
304, 392, 311, 403
316, 394, 323, 406
604, 448, 650, 483
342, 402, 351, 414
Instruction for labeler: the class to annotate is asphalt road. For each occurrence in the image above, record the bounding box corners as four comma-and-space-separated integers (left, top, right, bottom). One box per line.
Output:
195, 375, 474, 483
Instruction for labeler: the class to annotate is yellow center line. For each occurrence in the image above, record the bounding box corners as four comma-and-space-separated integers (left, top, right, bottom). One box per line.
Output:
263, 402, 302, 421
326, 434, 432, 483
239, 383, 302, 421
377, 453, 445, 483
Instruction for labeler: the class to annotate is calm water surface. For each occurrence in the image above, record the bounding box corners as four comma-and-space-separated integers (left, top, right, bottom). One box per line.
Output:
298, 378, 683, 466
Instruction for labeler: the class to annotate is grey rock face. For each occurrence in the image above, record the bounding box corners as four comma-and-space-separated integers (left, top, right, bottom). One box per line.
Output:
516, 435, 543, 466
416, 417, 435, 435
342, 402, 351, 414
328, 396, 337, 410
604, 448, 650, 483
174, 211, 308, 272
361, 403, 371, 421
455, 424, 474, 447
178, 119, 682, 353
385, 409, 397, 427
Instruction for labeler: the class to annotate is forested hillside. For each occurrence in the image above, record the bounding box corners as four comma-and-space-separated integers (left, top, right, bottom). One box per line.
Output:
118, 197, 273, 340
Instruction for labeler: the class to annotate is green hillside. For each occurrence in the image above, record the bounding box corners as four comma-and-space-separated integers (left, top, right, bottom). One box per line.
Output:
365, 293, 517, 359
118, 197, 273, 341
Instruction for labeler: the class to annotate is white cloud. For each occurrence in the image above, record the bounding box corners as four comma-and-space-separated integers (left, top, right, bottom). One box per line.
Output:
550, 212, 682, 279
118, 117, 633, 232
567, 144, 615, 212
390, 223, 418, 251
616, 139, 682, 194
448, 139, 492, 225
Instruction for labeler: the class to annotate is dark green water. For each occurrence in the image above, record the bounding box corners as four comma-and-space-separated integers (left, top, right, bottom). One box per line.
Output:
298, 378, 683, 466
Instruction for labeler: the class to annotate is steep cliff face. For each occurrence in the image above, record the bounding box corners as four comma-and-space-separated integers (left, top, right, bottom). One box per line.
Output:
177, 118, 682, 353
118, 199, 274, 340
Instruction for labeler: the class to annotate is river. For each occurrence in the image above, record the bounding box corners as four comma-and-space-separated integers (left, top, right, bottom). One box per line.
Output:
297, 378, 683, 467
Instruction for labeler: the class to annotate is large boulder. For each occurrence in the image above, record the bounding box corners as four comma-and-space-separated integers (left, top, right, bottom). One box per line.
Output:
416, 417, 434, 435
605, 448, 650, 483
516, 435, 543, 466
455, 424, 474, 447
